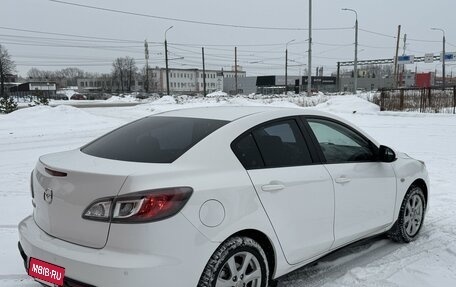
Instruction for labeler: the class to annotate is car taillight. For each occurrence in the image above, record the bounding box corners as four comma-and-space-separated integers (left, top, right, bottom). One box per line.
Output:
82, 187, 193, 223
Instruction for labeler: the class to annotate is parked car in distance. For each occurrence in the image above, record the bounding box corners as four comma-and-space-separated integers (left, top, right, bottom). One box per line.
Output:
70, 94, 86, 100
18, 106, 429, 287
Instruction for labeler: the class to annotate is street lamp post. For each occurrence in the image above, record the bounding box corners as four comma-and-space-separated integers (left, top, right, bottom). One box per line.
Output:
431, 27, 446, 89
285, 39, 295, 95
342, 8, 358, 94
164, 26, 174, 95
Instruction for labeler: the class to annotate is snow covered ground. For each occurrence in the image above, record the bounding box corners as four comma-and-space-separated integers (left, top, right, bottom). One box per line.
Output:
1, 94, 455, 286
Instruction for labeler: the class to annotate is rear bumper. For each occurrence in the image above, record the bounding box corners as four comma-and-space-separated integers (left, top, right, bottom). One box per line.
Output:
18, 215, 217, 287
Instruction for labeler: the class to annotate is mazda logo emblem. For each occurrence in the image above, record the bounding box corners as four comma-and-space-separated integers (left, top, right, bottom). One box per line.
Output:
44, 188, 53, 204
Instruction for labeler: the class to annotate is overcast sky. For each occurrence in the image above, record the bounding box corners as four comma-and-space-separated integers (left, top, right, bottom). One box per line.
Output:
2, 0, 455, 77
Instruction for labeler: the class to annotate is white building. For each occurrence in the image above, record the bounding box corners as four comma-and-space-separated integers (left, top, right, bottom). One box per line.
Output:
222, 65, 247, 79
77, 76, 144, 93
149, 67, 225, 95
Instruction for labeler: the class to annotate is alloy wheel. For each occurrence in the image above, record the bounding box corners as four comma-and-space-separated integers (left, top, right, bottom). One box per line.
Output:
216, 251, 262, 287
403, 193, 424, 237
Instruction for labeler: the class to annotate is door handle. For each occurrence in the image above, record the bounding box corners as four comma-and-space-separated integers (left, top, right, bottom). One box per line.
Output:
335, 176, 351, 184
261, 184, 285, 192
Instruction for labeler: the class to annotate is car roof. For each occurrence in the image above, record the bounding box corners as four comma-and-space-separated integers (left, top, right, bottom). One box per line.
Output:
155, 105, 330, 121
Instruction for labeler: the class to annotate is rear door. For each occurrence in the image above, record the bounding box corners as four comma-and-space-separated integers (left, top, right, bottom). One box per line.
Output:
232, 118, 335, 265
304, 117, 396, 247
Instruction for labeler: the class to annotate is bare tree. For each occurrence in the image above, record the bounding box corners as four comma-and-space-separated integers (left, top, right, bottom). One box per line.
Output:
125, 56, 138, 91
59, 67, 85, 86
112, 57, 127, 92
27, 67, 44, 80
27, 67, 86, 88
112, 57, 138, 92
0, 44, 16, 97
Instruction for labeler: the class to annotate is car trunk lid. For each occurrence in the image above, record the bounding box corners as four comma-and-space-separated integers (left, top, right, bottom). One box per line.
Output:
33, 149, 150, 248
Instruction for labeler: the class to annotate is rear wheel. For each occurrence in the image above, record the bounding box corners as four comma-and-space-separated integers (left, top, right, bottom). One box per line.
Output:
198, 236, 269, 287
388, 185, 426, 243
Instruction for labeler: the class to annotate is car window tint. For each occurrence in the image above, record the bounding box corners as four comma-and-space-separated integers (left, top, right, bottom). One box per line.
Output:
232, 133, 264, 169
252, 120, 312, 168
81, 116, 228, 163
307, 119, 375, 164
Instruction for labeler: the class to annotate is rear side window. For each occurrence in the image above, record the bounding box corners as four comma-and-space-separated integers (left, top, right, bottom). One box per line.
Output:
232, 119, 313, 169
253, 120, 312, 168
232, 133, 264, 169
82, 116, 228, 163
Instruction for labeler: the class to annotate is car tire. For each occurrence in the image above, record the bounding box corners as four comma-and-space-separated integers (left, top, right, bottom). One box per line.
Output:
388, 185, 426, 243
198, 236, 269, 287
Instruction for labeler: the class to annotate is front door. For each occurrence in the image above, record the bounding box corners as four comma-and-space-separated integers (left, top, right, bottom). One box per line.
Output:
306, 118, 396, 247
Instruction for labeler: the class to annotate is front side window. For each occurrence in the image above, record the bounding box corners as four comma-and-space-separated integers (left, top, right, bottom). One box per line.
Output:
307, 118, 375, 164
82, 116, 228, 163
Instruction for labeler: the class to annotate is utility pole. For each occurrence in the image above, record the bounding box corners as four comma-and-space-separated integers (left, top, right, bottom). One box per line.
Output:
202, 47, 207, 96
164, 26, 173, 96
307, 0, 312, 97
431, 27, 446, 89
399, 34, 407, 87
235, 46, 238, 94
285, 39, 295, 95
337, 62, 341, 92
285, 47, 288, 95
444, 33, 446, 89
393, 25, 401, 88
402, 34, 407, 56
342, 8, 358, 94
144, 40, 149, 93
354, 13, 358, 93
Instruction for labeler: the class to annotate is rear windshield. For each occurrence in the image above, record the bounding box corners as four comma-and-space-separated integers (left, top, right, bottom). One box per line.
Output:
81, 116, 228, 163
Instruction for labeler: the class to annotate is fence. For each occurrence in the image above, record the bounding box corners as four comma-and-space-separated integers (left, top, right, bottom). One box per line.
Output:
377, 87, 456, 114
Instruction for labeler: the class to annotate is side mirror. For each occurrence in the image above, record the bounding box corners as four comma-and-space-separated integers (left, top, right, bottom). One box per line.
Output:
378, 145, 396, 163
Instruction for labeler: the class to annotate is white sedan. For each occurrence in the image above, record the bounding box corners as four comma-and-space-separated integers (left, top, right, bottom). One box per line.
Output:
18, 106, 429, 287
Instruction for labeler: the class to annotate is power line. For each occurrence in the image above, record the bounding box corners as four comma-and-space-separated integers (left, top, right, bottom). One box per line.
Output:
407, 37, 440, 43
170, 40, 309, 48
359, 27, 442, 43
359, 28, 396, 39
0, 26, 317, 49
314, 41, 352, 47
0, 41, 144, 54
358, 43, 395, 50
0, 26, 145, 43
0, 33, 153, 44
0, 40, 141, 49
49, 0, 353, 32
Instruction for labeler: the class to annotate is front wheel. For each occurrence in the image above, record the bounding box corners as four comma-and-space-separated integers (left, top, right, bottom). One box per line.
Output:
388, 185, 426, 243
198, 236, 269, 287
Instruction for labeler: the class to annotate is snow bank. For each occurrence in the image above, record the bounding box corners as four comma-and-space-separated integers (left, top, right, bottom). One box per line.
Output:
206, 91, 228, 97
0, 105, 119, 138
106, 95, 139, 103
315, 95, 380, 114
151, 95, 177, 105
6, 105, 100, 124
